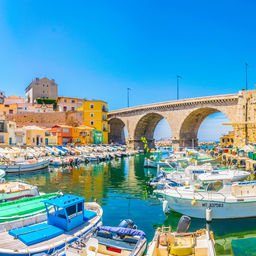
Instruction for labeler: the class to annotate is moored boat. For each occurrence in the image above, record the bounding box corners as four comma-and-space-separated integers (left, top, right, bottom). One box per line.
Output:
155, 179, 256, 219
0, 194, 102, 256
0, 159, 49, 173
146, 215, 216, 256
0, 181, 40, 202
66, 219, 147, 256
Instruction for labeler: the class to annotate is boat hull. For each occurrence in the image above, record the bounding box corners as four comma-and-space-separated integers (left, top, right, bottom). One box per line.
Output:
161, 193, 256, 219
1, 160, 49, 173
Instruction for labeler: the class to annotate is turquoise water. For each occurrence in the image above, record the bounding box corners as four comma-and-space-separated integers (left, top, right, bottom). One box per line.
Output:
5, 154, 256, 255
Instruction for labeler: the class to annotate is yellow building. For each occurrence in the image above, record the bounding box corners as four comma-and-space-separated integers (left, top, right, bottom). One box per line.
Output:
24, 126, 46, 146
72, 125, 95, 145
77, 100, 108, 144
220, 131, 234, 148
45, 129, 58, 146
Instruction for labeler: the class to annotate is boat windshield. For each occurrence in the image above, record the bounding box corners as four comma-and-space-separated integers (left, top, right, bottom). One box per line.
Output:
206, 181, 223, 192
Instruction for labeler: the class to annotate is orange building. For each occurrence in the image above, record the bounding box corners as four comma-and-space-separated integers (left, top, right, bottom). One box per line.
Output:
72, 125, 95, 145
0, 104, 18, 116
50, 125, 73, 145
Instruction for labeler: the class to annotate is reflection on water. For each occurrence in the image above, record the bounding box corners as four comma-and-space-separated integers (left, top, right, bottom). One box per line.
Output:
5, 154, 256, 254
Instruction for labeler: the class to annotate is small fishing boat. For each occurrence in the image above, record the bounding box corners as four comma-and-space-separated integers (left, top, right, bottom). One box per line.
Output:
66, 219, 147, 256
0, 181, 39, 202
0, 194, 102, 256
155, 179, 256, 219
146, 215, 216, 256
0, 193, 58, 224
0, 159, 49, 173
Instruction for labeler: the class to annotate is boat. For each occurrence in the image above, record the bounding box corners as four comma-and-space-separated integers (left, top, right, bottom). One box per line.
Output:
0, 194, 103, 256
0, 193, 58, 224
66, 219, 147, 256
0, 181, 40, 202
146, 215, 216, 256
149, 164, 249, 189
155, 179, 256, 219
0, 159, 49, 173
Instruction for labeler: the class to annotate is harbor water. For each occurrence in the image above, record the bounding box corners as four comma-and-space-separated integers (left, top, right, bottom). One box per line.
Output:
5, 153, 256, 255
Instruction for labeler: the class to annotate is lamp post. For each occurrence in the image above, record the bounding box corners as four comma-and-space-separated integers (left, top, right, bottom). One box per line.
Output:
177, 75, 182, 100
127, 88, 132, 108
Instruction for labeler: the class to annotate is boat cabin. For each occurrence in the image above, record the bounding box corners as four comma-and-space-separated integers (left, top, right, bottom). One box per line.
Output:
43, 194, 85, 231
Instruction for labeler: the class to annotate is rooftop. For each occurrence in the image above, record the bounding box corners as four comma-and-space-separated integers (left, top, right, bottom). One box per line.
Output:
43, 194, 85, 208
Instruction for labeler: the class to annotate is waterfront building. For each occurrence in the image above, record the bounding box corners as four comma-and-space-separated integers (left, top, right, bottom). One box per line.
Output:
220, 131, 234, 148
15, 128, 26, 145
45, 128, 58, 145
57, 97, 85, 112
0, 103, 18, 116
0, 118, 16, 145
50, 124, 73, 145
25, 77, 58, 103
17, 103, 54, 113
72, 125, 95, 145
77, 100, 109, 144
0, 91, 5, 104
4, 95, 24, 104
24, 126, 46, 146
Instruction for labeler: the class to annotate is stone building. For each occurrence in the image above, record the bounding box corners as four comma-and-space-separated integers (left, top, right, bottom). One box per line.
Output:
25, 77, 58, 103
57, 97, 85, 112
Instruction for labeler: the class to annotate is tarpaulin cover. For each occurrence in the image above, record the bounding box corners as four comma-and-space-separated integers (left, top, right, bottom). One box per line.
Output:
98, 226, 146, 238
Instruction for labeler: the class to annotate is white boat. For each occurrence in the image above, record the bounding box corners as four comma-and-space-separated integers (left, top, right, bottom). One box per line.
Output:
0, 159, 49, 173
155, 180, 256, 219
161, 164, 249, 185
0, 194, 103, 256
66, 219, 147, 256
146, 216, 216, 256
0, 182, 39, 202
144, 158, 170, 168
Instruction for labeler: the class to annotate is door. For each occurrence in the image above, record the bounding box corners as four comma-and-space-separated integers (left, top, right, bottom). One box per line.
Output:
36, 136, 39, 145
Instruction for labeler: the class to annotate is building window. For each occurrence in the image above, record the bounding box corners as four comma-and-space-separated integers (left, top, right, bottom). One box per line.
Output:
90, 113, 94, 117
72, 100, 75, 103
9, 110, 13, 114
33, 138, 35, 143
71, 107, 75, 111
90, 121, 94, 125
90, 104, 94, 109
63, 106, 67, 112
64, 99, 67, 103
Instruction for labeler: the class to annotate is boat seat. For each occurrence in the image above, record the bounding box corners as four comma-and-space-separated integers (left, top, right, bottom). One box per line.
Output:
97, 231, 113, 239
84, 210, 97, 221
9, 223, 64, 246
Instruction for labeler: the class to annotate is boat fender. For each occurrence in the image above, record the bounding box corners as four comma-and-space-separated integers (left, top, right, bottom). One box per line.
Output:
206, 207, 212, 222
191, 197, 197, 206
163, 200, 168, 214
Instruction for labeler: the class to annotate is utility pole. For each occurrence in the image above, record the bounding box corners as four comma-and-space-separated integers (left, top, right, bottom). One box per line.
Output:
177, 75, 182, 100
127, 88, 132, 107
245, 62, 249, 90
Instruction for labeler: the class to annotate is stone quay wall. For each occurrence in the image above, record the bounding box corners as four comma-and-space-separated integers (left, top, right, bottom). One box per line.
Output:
5, 111, 84, 128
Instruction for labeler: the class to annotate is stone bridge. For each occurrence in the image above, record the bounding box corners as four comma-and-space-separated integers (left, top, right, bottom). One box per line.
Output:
108, 90, 256, 150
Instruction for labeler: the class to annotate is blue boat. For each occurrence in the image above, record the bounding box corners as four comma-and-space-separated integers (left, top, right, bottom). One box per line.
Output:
0, 194, 103, 256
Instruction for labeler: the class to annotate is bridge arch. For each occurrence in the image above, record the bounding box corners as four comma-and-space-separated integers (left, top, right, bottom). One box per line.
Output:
179, 107, 234, 148
108, 118, 127, 144
133, 113, 172, 149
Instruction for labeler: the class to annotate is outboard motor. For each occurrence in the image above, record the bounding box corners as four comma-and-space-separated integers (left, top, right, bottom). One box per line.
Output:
119, 219, 137, 229
177, 215, 191, 233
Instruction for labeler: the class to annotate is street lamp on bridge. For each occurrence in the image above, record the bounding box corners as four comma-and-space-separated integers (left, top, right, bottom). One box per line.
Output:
177, 75, 182, 100
127, 88, 132, 108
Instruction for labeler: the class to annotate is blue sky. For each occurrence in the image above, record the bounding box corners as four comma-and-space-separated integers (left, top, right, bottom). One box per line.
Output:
1, 0, 255, 140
